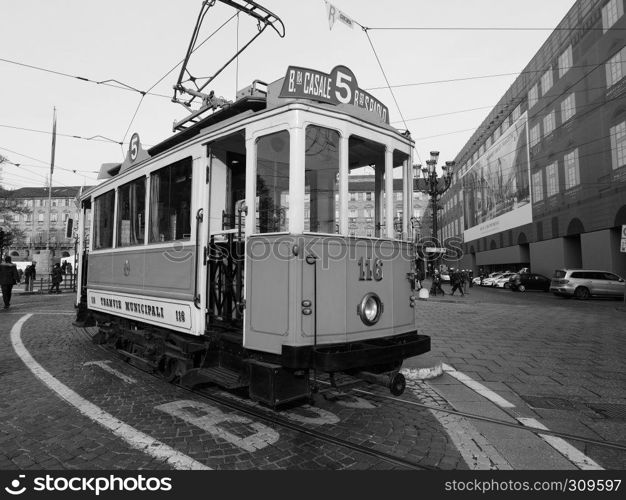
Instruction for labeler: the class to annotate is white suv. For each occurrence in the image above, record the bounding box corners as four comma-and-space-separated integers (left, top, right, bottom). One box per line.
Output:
550, 269, 625, 299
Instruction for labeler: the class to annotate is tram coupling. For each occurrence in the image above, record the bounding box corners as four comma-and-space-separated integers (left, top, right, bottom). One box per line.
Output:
352, 370, 406, 396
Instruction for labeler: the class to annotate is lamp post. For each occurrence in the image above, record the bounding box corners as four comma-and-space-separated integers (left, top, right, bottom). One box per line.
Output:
413, 151, 455, 269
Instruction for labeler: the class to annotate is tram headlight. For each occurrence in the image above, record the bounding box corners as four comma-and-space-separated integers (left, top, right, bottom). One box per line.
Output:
358, 293, 383, 326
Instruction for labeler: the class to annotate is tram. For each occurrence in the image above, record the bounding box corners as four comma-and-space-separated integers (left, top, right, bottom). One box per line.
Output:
74, 61, 430, 407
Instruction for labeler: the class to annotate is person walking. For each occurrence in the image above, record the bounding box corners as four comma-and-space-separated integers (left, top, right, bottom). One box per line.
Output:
430, 269, 445, 296
468, 269, 474, 288
24, 262, 36, 291
450, 268, 465, 296
49, 263, 63, 294
0, 255, 20, 309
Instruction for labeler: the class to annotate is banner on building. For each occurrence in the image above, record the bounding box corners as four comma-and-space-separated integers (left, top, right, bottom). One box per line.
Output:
461, 112, 531, 242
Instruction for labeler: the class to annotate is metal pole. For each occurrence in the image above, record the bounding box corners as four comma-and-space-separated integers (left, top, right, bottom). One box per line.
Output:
46, 107, 57, 251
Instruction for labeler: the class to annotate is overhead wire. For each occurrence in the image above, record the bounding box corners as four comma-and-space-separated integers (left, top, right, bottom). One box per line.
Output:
120, 11, 240, 144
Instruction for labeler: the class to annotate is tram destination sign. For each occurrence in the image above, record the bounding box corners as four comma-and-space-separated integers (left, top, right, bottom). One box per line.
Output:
279, 65, 389, 124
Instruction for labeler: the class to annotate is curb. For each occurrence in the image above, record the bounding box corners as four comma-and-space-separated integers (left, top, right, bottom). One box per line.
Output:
402, 363, 444, 380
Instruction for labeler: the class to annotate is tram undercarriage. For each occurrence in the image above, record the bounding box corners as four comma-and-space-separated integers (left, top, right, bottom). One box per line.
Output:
88, 308, 429, 408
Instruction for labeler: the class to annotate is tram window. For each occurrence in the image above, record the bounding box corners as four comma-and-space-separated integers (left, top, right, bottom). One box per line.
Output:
256, 131, 290, 233
348, 136, 385, 237
149, 157, 192, 243
305, 126, 340, 233
116, 177, 146, 247
93, 190, 115, 250
392, 150, 408, 238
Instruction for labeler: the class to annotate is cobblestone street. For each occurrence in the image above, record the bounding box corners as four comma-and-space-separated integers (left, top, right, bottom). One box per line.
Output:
1, 290, 624, 471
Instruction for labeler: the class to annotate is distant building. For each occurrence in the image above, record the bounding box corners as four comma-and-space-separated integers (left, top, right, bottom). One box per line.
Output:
439, 0, 626, 278
304, 174, 430, 238
0, 186, 89, 260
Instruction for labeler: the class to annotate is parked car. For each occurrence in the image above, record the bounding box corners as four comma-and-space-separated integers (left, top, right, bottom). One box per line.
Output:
472, 276, 482, 286
550, 269, 625, 299
440, 272, 450, 283
482, 272, 508, 287
509, 272, 551, 292
494, 272, 516, 288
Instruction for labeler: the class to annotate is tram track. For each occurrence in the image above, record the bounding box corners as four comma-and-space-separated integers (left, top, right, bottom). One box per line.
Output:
74, 325, 433, 470
323, 381, 626, 453
74, 324, 625, 470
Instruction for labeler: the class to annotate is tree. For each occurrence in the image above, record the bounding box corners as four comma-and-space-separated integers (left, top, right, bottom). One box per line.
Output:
0, 155, 31, 256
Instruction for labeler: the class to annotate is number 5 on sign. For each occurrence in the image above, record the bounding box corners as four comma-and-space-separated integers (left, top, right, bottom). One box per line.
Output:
129, 133, 140, 162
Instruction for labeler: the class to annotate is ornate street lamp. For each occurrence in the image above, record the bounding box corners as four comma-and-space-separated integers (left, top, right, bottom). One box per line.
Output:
413, 151, 455, 268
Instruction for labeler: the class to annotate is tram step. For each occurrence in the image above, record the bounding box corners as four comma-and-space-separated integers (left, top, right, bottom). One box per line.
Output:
187, 366, 248, 389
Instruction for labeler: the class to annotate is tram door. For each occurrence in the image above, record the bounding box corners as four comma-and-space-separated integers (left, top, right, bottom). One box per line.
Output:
206, 132, 247, 331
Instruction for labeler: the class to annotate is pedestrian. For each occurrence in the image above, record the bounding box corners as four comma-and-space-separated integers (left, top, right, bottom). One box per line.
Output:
17, 268, 23, 284
461, 269, 468, 293
0, 255, 20, 309
430, 269, 445, 296
49, 263, 63, 294
61, 261, 68, 274
450, 268, 465, 296
469, 269, 474, 288
416, 267, 423, 290
66, 262, 73, 275
24, 262, 36, 291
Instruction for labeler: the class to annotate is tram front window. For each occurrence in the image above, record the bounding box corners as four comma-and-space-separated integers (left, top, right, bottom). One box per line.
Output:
392, 150, 408, 239
348, 136, 385, 238
305, 125, 339, 234
256, 131, 290, 233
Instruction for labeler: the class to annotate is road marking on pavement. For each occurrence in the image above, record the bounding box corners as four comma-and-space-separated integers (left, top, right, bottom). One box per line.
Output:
83, 360, 137, 384
517, 418, 604, 470
441, 363, 603, 470
156, 400, 279, 452
11, 314, 210, 470
442, 363, 515, 408
406, 381, 512, 470
217, 390, 341, 424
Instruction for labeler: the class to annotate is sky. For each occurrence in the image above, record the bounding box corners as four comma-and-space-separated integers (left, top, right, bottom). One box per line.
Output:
0, 0, 577, 190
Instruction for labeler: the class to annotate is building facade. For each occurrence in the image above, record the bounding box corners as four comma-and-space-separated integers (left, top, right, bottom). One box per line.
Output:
0, 186, 86, 260
439, 0, 626, 278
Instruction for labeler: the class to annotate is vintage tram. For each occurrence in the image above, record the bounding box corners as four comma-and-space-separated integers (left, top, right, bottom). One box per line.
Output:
75, 64, 430, 407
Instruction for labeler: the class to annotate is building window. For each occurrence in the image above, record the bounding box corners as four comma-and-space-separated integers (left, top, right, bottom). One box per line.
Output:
26, 214, 32, 224
543, 110, 556, 136
149, 157, 192, 242
606, 46, 626, 88
93, 190, 115, 250
37, 213, 44, 223
561, 93, 576, 122
63, 213, 69, 222
512, 104, 521, 122
602, 0, 624, 32
50, 213, 58, 223
530, 123, 541, 147
558, 45, 573, 78
528, 83, 539, 109
564, 149, 580, 189
541, 68, 554, 95
52, 199, 58, 207
532, 171, 544, 202
610, 120, 626, 170
117, 177, 146, 247
546, 162, 559, 198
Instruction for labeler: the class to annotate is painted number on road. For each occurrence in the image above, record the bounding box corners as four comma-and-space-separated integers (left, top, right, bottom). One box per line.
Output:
155, 400, 279, 452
